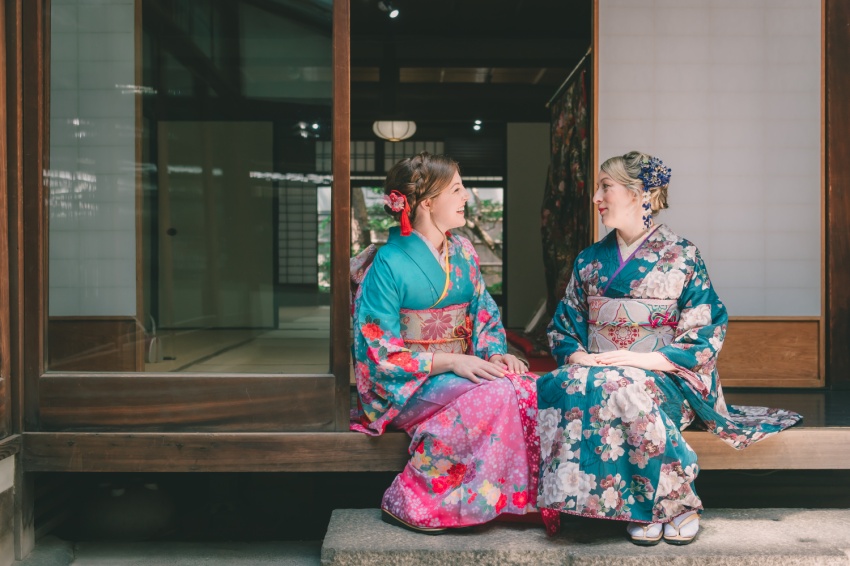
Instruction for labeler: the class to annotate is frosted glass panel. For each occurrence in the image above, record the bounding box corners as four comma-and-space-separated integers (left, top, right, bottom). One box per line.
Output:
47, 0, 333, 373
598, 0, 821, 316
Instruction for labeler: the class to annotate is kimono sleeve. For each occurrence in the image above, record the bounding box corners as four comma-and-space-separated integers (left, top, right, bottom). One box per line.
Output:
353, 253, 433, 434
463, 239, 508, 360
658, 250, 728, 399
547, 261, 590, 367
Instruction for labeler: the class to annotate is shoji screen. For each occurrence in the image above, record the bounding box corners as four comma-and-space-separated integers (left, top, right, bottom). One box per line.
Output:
598, 0, 821, 316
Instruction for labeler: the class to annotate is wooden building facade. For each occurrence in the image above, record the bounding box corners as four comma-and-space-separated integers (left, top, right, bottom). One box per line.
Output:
1, 0, 849, 562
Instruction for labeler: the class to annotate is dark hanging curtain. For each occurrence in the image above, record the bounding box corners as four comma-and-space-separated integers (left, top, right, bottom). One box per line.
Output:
541, 67, 592, 318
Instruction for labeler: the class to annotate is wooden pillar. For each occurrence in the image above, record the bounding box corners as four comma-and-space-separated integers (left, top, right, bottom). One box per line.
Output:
332, 0, 351, 430
0, 0, 16, 557
826, 0, 850, 389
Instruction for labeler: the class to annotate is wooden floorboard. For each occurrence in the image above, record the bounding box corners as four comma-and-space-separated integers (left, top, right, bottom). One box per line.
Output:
20, 428, 850, 473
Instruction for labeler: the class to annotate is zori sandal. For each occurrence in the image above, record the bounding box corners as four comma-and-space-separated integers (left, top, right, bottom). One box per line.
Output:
381, 509, 449, 535
626, 521, 663, 546
663, 510, 700, 545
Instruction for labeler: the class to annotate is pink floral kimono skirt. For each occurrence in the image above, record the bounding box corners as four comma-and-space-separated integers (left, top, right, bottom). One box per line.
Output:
380, 305, 546, 529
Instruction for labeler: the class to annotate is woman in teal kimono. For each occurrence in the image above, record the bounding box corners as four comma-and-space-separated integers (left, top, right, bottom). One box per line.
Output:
351, 152, 554, 533
537, 151, 801, 544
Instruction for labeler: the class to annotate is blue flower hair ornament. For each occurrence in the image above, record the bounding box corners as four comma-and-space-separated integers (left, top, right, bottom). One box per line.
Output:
638, 156, 671, 190
638, 156, 671, 229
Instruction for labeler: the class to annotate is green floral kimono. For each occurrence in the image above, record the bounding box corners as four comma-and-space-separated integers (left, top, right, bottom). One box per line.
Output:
537, 224, 801, 524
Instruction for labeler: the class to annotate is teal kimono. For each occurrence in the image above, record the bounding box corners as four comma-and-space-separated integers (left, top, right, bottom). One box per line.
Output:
537, 224, 801, 524
350, 227, 509, 436
350, 227, 542, 528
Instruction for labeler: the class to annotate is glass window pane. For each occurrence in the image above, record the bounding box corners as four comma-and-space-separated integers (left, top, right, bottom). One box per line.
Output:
351, 184, 503, 298
466, 187, 504, 297
47, 0, 333, 373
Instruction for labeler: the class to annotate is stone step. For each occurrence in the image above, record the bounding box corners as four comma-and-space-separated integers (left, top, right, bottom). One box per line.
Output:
321, 508, 850, 565
15, 538, 321, 566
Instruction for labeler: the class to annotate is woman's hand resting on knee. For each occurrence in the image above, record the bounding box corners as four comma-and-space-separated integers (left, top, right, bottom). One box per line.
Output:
431, 353, 505, 383
593, 351, 675, 372
568, 352, 605, 366
490, 353, 528, 375
568, 351, 675, 372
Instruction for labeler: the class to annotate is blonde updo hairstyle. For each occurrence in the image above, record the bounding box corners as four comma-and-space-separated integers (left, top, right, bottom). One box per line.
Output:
384, 152, 459, 223
600, 150, 669, 215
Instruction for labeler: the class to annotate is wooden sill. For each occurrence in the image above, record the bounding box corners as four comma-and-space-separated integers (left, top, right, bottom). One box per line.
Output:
20, 428, 850, 473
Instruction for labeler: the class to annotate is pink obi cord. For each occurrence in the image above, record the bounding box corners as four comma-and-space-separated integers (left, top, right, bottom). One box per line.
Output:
587, 312, 678, 329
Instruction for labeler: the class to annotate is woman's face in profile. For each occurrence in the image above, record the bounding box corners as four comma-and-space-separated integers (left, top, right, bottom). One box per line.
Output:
593, 171, 640, 229
426, 171, 469, 231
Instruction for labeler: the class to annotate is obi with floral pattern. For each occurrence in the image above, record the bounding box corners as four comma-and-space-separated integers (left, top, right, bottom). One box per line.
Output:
400, 303, 472, 354
587, 296, 678, 354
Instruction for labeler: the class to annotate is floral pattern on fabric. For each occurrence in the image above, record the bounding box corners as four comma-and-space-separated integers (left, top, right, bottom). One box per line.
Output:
383, 373, 541, 528
538, 365, 702, 523
351, 227, 542, 529
538, 224, 802, 524
351, 229, 508, 436
401, 303, 471, 354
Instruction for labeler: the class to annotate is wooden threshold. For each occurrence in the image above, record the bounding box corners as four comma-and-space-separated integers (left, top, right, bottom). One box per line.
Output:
21, 428, 850, 473
0, 435, 22, 460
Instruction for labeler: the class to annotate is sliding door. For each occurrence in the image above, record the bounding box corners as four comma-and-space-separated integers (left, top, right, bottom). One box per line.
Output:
23, 0, 350, 432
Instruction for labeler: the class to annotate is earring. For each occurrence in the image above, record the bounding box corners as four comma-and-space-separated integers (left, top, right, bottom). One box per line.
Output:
642, 190, 652, 230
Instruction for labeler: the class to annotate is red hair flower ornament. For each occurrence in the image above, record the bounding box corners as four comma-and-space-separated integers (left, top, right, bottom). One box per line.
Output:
384, 190, 413, 236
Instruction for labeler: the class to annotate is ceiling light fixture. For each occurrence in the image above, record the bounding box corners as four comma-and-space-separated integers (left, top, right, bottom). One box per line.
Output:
373, 120, 417, 142
294, 121, 320, 139
378, 1, 399, 19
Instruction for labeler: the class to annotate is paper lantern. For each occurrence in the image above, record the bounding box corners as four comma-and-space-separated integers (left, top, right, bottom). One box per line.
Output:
372, 121, 417, 142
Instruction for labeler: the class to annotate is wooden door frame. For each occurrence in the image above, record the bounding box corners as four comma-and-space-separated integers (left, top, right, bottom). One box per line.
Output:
0, 0, 11, 442
15, 0, 352, 434
825, 0, 850, 389
5, 0, 35, 558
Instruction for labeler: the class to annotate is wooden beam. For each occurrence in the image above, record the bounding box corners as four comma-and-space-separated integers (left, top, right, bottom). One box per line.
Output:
22, 432, 412, 472
6, 0, 33, 559
684, 428, 850, 470
826, 0, 850, 388
351, 38, 589, 68
4, 0, 24, 440
38, 374, 338, 432
0, 436, 21, 461
353, 85, 554, 123
0, 0, 10, 441
21, 0, 43, 431
21, 428, 850, 473
331, 0, 351, 430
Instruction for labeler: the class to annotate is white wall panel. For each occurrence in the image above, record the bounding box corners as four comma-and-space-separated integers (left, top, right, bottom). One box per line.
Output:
599, 0, 821, 316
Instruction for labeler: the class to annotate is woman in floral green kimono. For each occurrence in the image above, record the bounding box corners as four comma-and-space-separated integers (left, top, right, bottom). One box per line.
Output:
351, 152, 554, 533
537, 151, 801, 545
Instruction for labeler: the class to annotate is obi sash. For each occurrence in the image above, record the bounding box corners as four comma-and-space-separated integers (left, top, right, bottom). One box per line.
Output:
400, 303, 472, 354
587, 296, 679, 354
